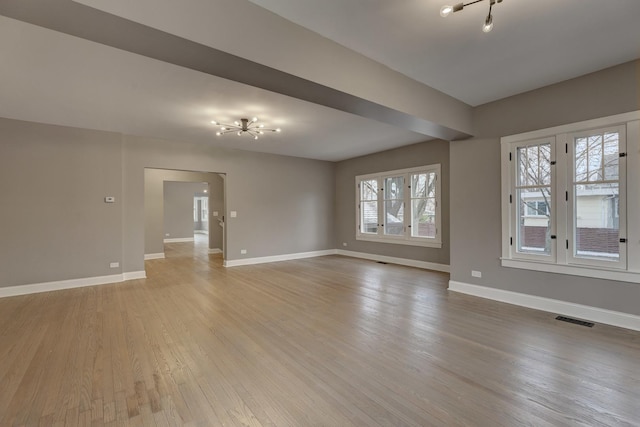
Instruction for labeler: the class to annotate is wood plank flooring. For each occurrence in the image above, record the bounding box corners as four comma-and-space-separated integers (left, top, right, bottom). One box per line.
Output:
1, 239, 639, 426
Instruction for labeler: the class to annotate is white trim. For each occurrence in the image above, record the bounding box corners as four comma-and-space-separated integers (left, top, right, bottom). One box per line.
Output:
356, 164, 442, 181
223, 250, 336, 267
501, 111, 640, 280
627, 120, 640, 272
0, 271, 147, 299
448, 280, 640, 332
336, 250, 450, 273
566, 125, 627, 270
144, 253, 165, 260
501, 258, 640, 283
208, 248, 222, 254
355, 235, 442, 248
163, 237, 195, 243
194, 230, 209, 235
356, 164, 442, 247
123, 271, 147, 280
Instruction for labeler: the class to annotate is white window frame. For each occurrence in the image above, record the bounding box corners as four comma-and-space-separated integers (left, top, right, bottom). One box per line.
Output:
356, 164, 442, 248
566, 125, 627, 270
501, 111, 640, 283
509, 137, 557, 263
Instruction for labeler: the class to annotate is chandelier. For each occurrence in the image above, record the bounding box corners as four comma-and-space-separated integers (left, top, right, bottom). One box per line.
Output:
211, 117, 281, 140
440, 0, 504, 33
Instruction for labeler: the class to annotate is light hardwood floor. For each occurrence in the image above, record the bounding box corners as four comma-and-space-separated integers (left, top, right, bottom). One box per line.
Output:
1, 240, 639, 426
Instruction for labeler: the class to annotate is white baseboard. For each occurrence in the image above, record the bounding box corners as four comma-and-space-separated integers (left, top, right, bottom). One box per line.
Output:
223, 249, 451, 272
224, 249, 336, 267
336, 250, 450, 273
448, 280, 640, 332
123, 271, 147, 280
144, 253, 165, 260
0, 271, 147, 299
208, 248, 222, 254
163, 237, 194, 243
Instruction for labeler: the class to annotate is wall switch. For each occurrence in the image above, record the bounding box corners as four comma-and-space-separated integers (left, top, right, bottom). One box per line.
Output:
472, 270, 482, 278
240, 249, 247, 254
110, 262, 120, 268
213, 211, 219, 217
343, 242, 348, 247
230, 211, 237, 218
104, 196, 115, 203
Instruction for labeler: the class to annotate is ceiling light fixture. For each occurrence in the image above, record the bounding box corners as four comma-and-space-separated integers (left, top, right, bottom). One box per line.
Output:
210, 117, 281, 140
440, 0, 503, 33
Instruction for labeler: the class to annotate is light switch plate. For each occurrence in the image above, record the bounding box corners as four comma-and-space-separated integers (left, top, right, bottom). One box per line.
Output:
230, 211, 237, 218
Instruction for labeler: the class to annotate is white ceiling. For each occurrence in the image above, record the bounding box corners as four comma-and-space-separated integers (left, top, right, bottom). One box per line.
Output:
248, 0, 640, 106
1, 0, 639, 162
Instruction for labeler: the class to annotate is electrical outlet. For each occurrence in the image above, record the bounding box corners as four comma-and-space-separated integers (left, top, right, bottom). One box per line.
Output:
110, 262, 120, 268
213, 211, 219, 217
343, 242, 348, 247
240, 249, 247, 254
472, 270, 482, 278
165, 233, 170, 237
230, 211, 237, 218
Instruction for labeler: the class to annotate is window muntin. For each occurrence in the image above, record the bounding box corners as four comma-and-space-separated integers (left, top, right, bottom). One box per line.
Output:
356, 165, 441, 247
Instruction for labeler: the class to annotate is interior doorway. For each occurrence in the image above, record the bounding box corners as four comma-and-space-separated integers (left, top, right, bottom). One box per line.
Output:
143, 168, 226, 264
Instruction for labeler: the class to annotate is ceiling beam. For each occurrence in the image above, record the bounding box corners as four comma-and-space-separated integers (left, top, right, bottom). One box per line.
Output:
0, 0, 472, 140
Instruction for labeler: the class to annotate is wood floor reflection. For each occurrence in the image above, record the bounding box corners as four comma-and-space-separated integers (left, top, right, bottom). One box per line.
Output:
1, 243, 639, 425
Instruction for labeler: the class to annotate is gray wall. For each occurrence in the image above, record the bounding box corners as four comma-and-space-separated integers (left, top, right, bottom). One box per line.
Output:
144, 170, 223, 255
125, 135, 335, 272
0, 116, 334, 287
0, 118, 123, 287
335, 139, 450, 265
163, 181, 208, 239
451, 60, 640, 315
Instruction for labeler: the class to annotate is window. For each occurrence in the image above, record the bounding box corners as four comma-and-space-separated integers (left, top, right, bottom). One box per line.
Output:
358, 179, 378, 234
526, 201, 549, 217
383, 175, 404, 236
501, 111, 640, 282
513, 139, 554, 258
201, 197, 208, 222
568, 127, 625, 267
356, 165, 441, 248
194, 197, 209, 222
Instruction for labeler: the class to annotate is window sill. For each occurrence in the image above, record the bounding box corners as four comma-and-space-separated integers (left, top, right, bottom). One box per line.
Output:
356, 235, 442, 248
501, 258, 640, 283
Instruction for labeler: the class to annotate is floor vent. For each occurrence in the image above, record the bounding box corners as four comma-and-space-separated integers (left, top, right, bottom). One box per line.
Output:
377, 261, 388, 264
556, 316, 594, 328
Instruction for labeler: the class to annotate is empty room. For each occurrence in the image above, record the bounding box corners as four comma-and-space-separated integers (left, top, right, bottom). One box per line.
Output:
1, 0, 640, 425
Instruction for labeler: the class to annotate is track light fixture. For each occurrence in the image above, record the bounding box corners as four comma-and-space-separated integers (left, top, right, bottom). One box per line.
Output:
440, 0, 503, 33
211, 117, 281, 140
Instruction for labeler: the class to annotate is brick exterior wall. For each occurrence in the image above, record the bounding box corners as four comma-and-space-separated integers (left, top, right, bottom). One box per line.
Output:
520, 226, 619, 254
